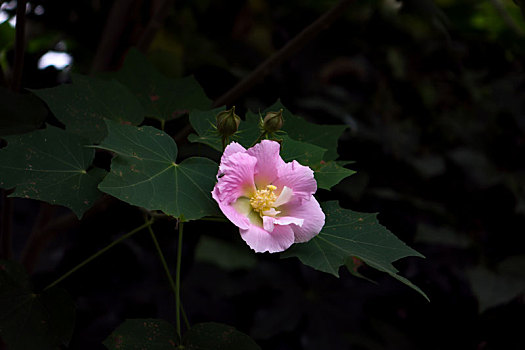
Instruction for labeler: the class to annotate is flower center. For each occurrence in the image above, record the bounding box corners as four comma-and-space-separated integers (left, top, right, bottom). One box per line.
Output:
250, 185, 277, 214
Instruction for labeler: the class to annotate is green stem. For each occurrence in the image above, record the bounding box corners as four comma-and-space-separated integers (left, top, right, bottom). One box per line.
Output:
181, 304, 190, 330
250, 132, 267, 147
160, 119, 166, 131
175, 221, 184, 339
147, 223, 178, 302
43, 220, 153, 291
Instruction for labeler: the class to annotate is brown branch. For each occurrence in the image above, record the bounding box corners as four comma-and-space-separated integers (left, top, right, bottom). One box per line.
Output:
90, 0, 137, 73
0, 190, 13, 260
212, 0, 356, 107
11, 0, 27, 92
136, 0, 174, 53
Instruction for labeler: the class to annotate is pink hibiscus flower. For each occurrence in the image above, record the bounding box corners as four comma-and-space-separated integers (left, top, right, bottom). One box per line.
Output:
212, 140, 325, 253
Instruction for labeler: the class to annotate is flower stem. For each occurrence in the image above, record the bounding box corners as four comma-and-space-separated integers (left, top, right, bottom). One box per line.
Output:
251, 132, 267, 147
43, 220, 153, 291
181, 303, 190, 330
147, 223, 178, 305
175, 221, 184, 339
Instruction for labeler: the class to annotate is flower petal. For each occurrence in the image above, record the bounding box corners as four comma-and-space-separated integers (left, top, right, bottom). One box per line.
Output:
281, 196, 325, 243
274, 160, 317, 202
246, 140, 284, 187
263, 215, 303, 234
221, 142, 246, 161
211, 192, 252, 230
240, 224, 295, 253
215, 152, 257, 204
273, 186, 293, 207
263, 216, 275, 232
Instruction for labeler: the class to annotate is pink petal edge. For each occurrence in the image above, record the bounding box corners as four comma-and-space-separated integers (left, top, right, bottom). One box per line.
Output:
215, 151, 257, 204
246, 140, 285, 187
240, 224, 295, 253
282, 196, 325, 243
274, 160, 317, 202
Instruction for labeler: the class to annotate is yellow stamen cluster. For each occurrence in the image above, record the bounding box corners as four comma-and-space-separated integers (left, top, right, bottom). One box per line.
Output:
250, 185, 277, 214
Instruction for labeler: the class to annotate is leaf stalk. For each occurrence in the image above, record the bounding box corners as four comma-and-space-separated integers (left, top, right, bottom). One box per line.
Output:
43, 219, 154, 291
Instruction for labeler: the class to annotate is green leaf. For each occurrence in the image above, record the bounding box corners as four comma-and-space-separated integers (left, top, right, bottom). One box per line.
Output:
0, 21, 15, 51
312, 161, 356, 190
235, 111, 265, 147
279, 135, 326, 167
32, 74, 144, 143
282, 201, 428, 300
103, 319, 178, 349
187, 107, 224, 152
97, 120, 220, 221
265, 100, 347, 161
0, 87, 47, 136
103, 320, 261, 350
0, 126, 105, 218
113, 48, 212, 121
183, 322, 261, 350
0, 260, 75, 350
188, 108, 262, 152
188, 109, 327, 168
344, 256, 376, 284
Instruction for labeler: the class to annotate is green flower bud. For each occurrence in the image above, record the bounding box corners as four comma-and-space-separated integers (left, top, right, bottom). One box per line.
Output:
262, 109, 284, 133
216, 106, 240, 138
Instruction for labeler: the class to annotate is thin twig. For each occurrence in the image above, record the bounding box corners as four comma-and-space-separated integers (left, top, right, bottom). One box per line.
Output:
147, 223, 178, 296
11, 0, 27, 91
90, 0, 136, 73
136, 0, 174, 53
43, 219, 154, 291
212, 0, 356, 107
175, 221, 183, 340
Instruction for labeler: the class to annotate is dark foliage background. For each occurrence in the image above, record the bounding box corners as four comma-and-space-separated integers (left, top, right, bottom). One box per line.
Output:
1, 0, 525, 349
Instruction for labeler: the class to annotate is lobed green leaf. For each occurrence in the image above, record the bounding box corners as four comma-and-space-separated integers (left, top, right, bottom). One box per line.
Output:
103, 319, 178, 349
0, 87, 47, 137
103, 320, 261, 350
112, 48, 212, 121
282, 201, 428, 300
0, 260, 75, 350
32, 74, 144, 143
183, 322, 261, 350
0, 126, 105, 218
97, 120, 220, 221
265, 100, 347, 161
312, 160, 356, 190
